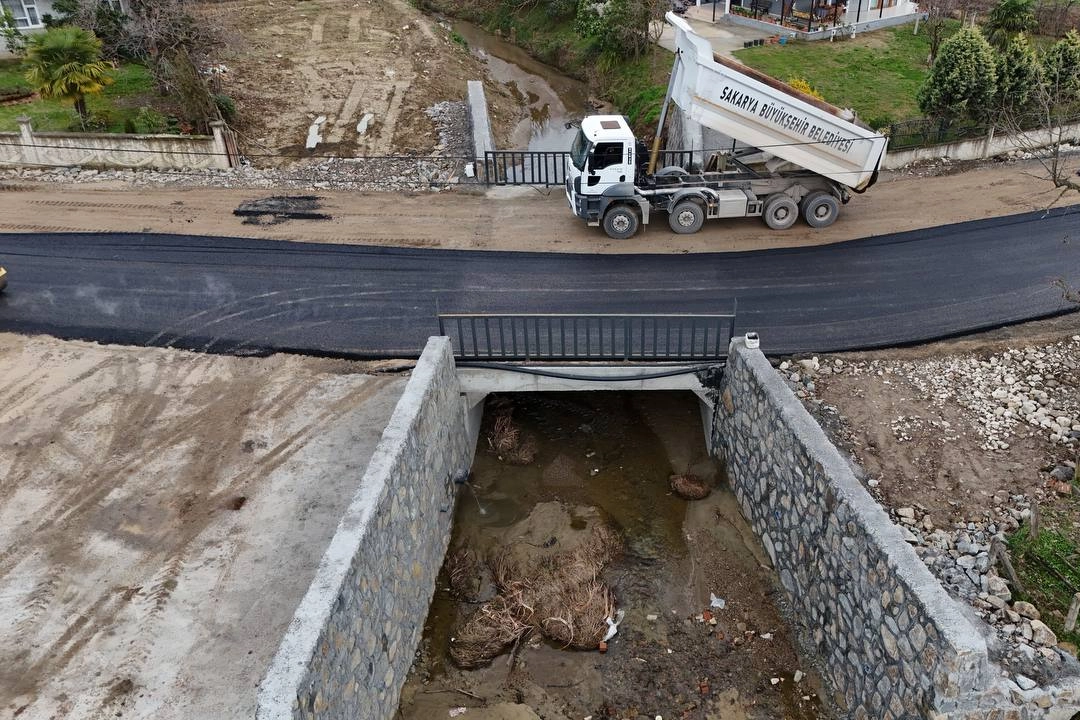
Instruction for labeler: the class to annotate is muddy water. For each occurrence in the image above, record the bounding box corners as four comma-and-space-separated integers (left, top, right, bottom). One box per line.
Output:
396, 392, 829, 720
451, 20, 588, 151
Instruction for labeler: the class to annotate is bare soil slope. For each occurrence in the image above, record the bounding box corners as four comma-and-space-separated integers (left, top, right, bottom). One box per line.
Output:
196, 0, 522, 160
798, 316, 1080, 525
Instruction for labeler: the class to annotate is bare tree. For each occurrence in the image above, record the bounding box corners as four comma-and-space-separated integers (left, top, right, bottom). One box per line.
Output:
922, 0, 959, 65
1001, 91, 1079, 200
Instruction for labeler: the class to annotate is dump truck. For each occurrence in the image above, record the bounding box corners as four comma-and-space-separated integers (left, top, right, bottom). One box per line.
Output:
565, 12, 888, 239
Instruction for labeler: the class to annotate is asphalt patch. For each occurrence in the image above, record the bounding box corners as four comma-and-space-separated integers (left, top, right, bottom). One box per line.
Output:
233, 195, 332, 225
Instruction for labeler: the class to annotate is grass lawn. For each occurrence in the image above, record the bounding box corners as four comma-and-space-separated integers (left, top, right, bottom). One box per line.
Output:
0, 60, 159, 133
733, 24, 960, 128
1008, 490, 1080, 652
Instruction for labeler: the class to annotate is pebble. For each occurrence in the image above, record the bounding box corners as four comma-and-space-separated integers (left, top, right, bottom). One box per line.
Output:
2, 101, 474, 193
1013, 601, 1041, 621
1030, 619, 1057, 646
1016, 674, 1037, 691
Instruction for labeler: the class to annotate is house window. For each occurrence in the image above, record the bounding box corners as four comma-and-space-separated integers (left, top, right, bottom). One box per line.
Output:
1, 0, 41, 27
869, 0, 897, 8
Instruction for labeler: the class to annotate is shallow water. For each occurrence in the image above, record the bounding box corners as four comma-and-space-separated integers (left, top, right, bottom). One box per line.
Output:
451, 20, 588, 151
397, 392, 828, 720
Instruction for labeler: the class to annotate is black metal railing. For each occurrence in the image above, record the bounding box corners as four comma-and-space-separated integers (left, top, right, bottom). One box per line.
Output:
437, 312, 737, 362
482, 151, 569, 186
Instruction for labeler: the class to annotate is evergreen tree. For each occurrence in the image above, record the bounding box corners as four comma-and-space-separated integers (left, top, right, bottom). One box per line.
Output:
918, 26, 998, 123
23, 27, 113, 127
1042, 30, 1080, 108
995, 33, 1042, 116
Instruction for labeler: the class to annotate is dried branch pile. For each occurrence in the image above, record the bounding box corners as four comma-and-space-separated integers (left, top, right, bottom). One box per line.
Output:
449, 523, 622, 668
485, 404, 538, 465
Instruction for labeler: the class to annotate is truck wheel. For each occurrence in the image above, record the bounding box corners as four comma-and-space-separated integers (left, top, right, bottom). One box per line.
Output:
603, 205, 640, 239
801, 191, 840, 228
763, 195, 798, 230
668, 199, 705, 234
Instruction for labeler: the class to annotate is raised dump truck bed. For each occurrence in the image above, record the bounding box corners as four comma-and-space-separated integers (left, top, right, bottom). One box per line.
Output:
667, 13, 886, 191
564, 14, 888, 238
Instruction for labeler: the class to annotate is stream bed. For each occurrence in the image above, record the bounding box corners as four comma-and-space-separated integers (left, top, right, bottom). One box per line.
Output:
451, 19, 589, 151
396, 392, 829, 720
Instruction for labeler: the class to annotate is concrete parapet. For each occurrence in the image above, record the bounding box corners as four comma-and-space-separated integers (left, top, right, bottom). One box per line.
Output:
467, 80, 495, 159
256, 337, 473, 720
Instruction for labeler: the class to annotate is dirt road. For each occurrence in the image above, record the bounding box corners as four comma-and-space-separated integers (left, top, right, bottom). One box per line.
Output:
197, 0, 523, 159
0, 333, 406, 719
0, 159, 1072, 253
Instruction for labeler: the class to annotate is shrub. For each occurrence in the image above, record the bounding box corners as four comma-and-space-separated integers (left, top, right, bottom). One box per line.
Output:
787, 76, 824, 100
132, 105, 168, 133
213, 93, 236, 123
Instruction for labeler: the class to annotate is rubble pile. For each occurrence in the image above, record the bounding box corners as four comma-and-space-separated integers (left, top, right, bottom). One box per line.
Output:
781, 336, 1080, 452
0, 102, 476, 193
887, 500, 1069, 684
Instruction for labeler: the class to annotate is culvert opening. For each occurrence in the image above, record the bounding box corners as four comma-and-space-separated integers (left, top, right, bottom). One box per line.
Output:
397, 390, 827, 720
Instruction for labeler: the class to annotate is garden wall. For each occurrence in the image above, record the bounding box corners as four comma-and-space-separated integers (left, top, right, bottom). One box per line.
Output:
884, 121, 1080, 168
255, 337, 474, 720
712, 338, 1080, 719
0, 116, 237, 170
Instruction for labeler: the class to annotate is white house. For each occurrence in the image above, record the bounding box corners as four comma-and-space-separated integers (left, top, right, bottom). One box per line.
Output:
689, 0, 919, 33
1, 0, 127, 30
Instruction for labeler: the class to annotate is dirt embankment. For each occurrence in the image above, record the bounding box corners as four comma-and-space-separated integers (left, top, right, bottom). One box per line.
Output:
780, 316, 1080, 684
793, 316, 1080, 526
195, 0, 525, 161
0, 332, 406, 719
0, 158, 1072, 254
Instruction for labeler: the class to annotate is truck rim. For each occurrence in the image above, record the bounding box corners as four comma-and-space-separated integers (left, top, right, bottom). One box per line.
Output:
677, 209, 696, 227
612, 214, 631, 233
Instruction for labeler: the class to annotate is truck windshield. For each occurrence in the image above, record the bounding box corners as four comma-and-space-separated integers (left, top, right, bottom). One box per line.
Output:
570, 129, 590, 172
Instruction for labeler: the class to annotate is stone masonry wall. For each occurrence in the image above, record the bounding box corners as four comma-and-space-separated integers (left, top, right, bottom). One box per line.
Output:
255, 337, 473, 720
711, 338, 1062, 720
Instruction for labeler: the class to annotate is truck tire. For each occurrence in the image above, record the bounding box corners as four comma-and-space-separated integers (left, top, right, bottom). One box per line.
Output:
668, 199, 705, 234
801, 191, 840, 228
763, 194, 798, 230
603, 205, 640, 239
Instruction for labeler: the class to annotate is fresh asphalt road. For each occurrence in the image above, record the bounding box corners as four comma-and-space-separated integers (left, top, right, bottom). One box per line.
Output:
1, 206, 1078, 358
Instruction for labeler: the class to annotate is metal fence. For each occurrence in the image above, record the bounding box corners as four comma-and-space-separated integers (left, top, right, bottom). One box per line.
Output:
482, 151, 569, 186
885, 118, 992, 152
437, 312, 737, 362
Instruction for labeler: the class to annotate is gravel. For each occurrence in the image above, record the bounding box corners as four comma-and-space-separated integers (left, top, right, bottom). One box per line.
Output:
0, 101, 479, 193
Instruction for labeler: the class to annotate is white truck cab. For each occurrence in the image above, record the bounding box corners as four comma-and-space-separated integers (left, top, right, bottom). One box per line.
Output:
565, 115, 652, 239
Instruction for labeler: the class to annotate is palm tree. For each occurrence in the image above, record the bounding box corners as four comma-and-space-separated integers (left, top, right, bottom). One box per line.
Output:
983, 0, 1037, 50
23, 27, 113, 127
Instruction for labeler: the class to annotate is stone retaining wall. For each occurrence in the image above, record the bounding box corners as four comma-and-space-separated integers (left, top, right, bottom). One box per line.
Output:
255, 337, 473, 720
712, 338, 1080, 719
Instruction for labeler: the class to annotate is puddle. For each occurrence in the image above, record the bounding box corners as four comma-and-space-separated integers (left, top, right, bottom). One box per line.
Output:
451, 20, 588, 151
396, 392, 828, 720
